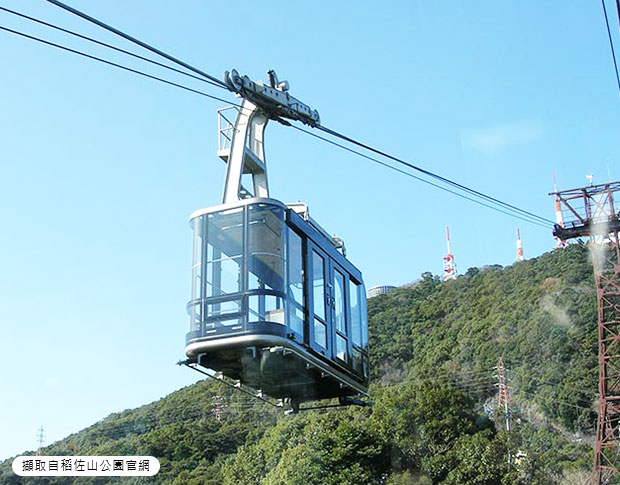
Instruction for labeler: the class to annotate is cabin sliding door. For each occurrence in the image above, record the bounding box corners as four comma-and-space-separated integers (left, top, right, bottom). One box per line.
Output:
331, 264, 350, 367
307, 242, 331, 358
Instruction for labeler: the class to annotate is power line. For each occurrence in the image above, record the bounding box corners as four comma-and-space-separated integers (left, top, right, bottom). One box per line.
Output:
0, 24, 232, 106
316, 124, 555, 227
43, 0, 228, 89
0, 6, 224, 89
519, 389, 594, 412
31, 1, 554, 227
292, 125, 552, 229
4, 7, 554, 229
601, 0, 620, 98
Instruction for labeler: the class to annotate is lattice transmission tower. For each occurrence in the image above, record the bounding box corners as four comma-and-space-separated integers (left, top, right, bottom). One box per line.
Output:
35, 426, 45, 456
495, 357, 512, 433
551, 181, 620, 484
212, 393, 226, 423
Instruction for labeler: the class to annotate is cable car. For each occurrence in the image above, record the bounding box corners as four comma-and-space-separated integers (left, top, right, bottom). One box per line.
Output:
183, 70, 369, 410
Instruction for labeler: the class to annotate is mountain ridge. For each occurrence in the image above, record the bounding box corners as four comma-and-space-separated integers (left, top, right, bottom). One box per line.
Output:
0, 244, 597, 484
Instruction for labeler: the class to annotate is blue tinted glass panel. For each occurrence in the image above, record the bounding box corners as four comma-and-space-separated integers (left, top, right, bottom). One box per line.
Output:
361, 283, 368, 349
312, 252, 325, 320
206, 299, 241, 317
248, 295, 285, 324
204, 209, 244, 297
248, 205, 285, 292
334, 270, 346, 334
191, 216, 205, 301
289, 305, 304, 335
314, 318, 326, 347
287, 229, 304, 335
336, 334, 347, 361
350, 280, 362, 346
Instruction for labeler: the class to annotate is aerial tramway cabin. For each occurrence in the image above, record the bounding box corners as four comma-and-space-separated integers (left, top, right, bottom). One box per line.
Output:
183, 70, 369, 410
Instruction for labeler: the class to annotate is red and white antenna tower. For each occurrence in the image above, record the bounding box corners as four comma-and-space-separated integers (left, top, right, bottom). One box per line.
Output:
516, 228, 524, 262
443, 225, 457, 281
553, 173, 568, 249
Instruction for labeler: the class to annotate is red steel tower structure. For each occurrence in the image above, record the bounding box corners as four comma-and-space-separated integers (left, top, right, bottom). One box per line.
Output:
551, 181, 620, 484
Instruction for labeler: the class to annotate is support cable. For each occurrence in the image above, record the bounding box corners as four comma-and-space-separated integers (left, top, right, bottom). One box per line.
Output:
519, 389, 593, 411
316, 124, 555, 227
33, 1, 555, 227
43, 0, 229, 89
292, 125, 552, 229
4, 6, 554, 229
0, 24, 232, 106
0, 6, 224, 89
602, 0, 620, 99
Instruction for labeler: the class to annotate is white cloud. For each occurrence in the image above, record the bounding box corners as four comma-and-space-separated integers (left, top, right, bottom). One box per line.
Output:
460, 119, 544, 156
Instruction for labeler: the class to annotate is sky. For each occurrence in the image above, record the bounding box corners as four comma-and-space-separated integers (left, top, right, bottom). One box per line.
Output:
1, 0, 619, 460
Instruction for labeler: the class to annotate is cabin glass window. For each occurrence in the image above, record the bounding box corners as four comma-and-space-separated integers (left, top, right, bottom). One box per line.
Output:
219, 317, 241, 327
312, 251, 326, 320
248, 205, 285, 293
189, 302, 201, 332
314, 318, 327, 347
206, 299, 242, 317
205, 209, 243, 297
352, 347, 363, 375
189, 215, 205, 331
191, 216, 205, 302
287, 228, 304, 336
334, 270, 346, 334
336, 335, 347, 361
360, 283, 368, 350
334, 270, 348, 362
312, 251, 327, 348
350, 280, 362, 347
248, 294, 285, 325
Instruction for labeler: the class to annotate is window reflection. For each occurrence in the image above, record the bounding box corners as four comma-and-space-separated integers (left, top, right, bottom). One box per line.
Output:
334, 270, 345, 334
205, 209, 244, 297
350, 280, 362, 347
248, 294, 285, 325
336, 335, 347, 361
312, 252, 325, 320
287, 229, 304, 336
248, 205, 285, 293
361, 283, 368, 350
314, 318, 326, 348
191, 216, 204, 302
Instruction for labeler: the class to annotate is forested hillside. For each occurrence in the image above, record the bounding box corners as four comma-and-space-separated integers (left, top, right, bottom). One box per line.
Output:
0, 244, 598, 484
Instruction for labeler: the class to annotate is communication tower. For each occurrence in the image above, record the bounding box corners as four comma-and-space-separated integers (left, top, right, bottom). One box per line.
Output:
551, 181, 620, 484
35, 426, 45, 456
443, 226, 457, 281
516, 229, 524, 262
